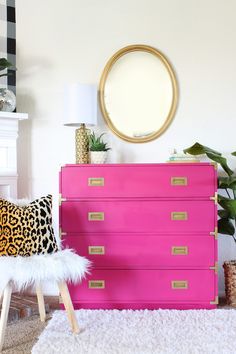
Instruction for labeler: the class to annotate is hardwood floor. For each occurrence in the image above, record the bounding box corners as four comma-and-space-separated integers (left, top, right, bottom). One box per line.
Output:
0, 294, 59, 323
1, 293, 234, 325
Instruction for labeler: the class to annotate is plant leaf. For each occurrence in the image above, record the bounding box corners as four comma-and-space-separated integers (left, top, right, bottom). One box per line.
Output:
218, 176, 231, 189
218, 194, 230, 201
218, 176, 236, 189
183, 142, 233, 175
228, 177, 236, 190
89, 131, 111, 151
232, 152, 236, 156
206, 151, 234, 176
218, 197, 236, 218
218, 209, 232, 219
0, 72, 14, 78
218, 218, 235, 236
0, 58, 13, 71
183, 142, 221, 156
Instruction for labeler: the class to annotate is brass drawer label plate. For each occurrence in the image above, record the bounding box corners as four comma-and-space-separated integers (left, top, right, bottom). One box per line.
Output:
88, 177, 104, 187
172, 246, 188, 255
88, 246, 105, 255
89, 280, 105, 289
88, 212, 104, 221
171, 177, 188, 186
171, 212, 188, 220
172, 280, 188, 289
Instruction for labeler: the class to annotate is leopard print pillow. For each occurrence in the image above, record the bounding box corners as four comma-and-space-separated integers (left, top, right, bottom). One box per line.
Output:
0, 195, 58, 257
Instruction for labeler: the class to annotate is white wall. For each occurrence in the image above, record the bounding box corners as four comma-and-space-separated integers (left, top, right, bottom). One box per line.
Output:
16, 0, 236, 295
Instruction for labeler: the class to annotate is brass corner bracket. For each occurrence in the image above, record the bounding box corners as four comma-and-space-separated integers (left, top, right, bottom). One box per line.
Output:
210, 227, 218, 240
59, 193, 67, 206
210, 262, 218, 274
210, 295, 219, 305
59, 227, 67, 239
210, 192, 218, 204
210, 162, 218, 170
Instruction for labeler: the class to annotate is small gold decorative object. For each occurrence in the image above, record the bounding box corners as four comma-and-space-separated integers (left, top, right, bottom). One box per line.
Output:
75, 124, 89, 163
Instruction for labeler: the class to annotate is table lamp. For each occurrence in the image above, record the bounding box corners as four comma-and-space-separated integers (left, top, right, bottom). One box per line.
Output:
63, 83, 97, 163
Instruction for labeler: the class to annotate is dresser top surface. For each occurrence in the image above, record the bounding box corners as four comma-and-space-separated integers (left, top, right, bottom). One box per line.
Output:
63, 163, 214, 168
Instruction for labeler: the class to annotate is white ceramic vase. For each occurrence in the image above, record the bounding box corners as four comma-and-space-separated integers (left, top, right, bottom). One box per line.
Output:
90, 151, 107, 164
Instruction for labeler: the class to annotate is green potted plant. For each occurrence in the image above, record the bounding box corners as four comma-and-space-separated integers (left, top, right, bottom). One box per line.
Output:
0, 58, 13, 78
0, 58, 16, 112
89, 132, 111, 164
184, 142, 236, 305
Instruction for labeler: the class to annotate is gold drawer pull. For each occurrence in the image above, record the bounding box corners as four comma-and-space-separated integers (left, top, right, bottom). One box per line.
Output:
172, 246, 188, 255
171, 177, 187, 186
88, 177, 104, 187
88, 212, 104, 221
171, 212, 188, 220
88, 246, 105, 255
89, 280, 105, 289
172, 280, 188, 289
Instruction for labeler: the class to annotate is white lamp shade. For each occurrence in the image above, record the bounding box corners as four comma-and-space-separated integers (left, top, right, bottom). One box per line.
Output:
63, 83, 97, 126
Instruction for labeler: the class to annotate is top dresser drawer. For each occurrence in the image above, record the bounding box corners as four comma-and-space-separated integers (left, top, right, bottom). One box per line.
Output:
60, 163, 216, 199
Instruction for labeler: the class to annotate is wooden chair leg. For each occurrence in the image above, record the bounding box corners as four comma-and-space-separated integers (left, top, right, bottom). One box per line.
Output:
58, 281, 79, 334
36, 283, 46, 322
0, 283, 12, 352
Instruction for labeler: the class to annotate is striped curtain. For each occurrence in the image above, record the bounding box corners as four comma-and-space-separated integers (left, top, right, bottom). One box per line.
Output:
0, 0, 16, 94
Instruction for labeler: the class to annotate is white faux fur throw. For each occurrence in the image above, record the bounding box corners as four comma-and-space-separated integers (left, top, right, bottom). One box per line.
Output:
7, 197, 32, 206
0, 197, 91, 291
0, 249, 91, 292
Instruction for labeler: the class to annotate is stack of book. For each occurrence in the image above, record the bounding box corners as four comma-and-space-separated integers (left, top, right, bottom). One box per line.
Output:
168, 150, 200, 163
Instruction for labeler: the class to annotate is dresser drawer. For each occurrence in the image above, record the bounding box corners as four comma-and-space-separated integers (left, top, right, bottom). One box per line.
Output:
60, 200, 216, 234
60, 164, 216, 198
68, 269, 216, 303
64, 234, 216, 269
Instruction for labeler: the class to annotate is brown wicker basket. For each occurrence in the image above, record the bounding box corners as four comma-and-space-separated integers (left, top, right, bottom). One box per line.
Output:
223, 260, 236, 306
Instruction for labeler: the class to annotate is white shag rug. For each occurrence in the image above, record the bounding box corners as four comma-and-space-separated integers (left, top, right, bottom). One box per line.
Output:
32, 309, 236, 354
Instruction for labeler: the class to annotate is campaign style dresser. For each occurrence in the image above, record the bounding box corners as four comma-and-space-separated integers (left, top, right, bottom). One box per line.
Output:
59, 163, 218, 309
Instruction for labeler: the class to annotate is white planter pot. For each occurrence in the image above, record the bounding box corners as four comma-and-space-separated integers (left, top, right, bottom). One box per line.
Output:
90, 151, 108, 164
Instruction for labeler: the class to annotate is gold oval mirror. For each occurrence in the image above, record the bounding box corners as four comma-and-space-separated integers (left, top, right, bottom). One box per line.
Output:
99, 44, 178, 143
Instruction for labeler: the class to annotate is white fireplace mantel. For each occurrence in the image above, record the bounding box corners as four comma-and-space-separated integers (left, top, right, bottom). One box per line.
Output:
0, 111, 28, 198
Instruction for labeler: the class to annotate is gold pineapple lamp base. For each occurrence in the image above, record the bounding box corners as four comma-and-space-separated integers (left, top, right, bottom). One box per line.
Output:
75, 123, 89, 164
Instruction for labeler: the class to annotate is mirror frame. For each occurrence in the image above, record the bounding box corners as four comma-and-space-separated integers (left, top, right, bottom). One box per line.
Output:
99, 44, 178, 143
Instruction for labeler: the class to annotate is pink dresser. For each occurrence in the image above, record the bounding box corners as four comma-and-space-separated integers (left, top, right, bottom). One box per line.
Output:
59, 163, 218, 309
